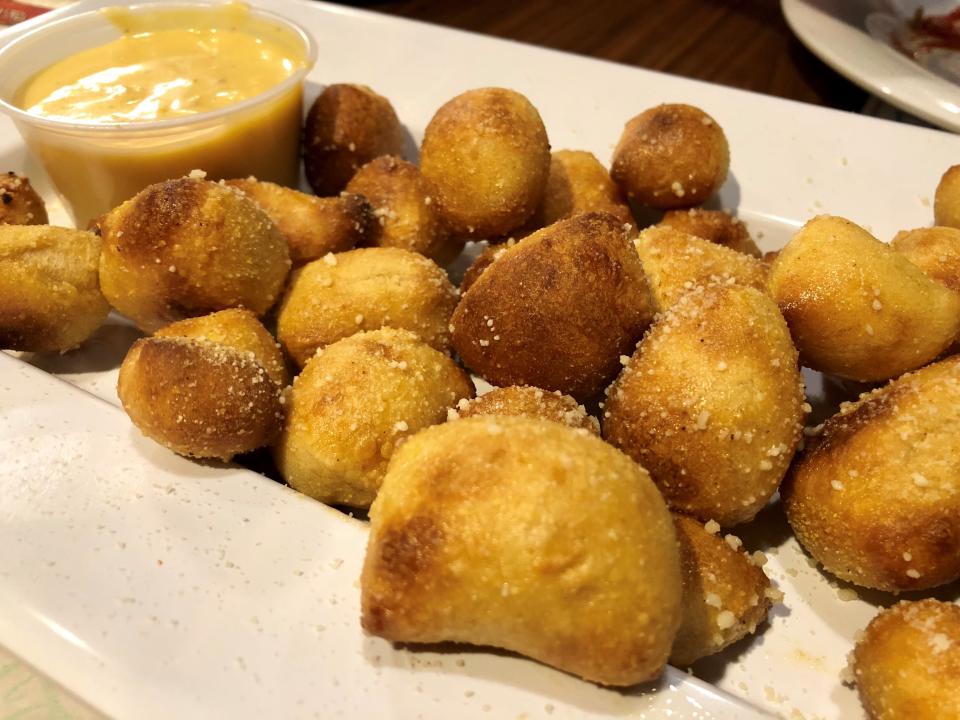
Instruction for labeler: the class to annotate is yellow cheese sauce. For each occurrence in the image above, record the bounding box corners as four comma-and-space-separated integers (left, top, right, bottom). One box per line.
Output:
8, 3, 312, 226
18, 26, 300, 123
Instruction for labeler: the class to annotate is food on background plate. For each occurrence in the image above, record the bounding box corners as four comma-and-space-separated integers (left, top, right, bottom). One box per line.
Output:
891, 225, 960, 292
610, 103, 729, 210
118, 335, 284, 461
934, 163, 960, 230
768, 215, 960, 382
420, 87, 550, 239
658, 207, 760, 258
154, 308, 289, 389
0, 225, 108, 352
97, 176, 290, 333
670, 514, 777, 667
603, 284, 805, 526
276, 247, 457, 368
522, 149, 632, 231
782, 355, 960, 593
851, 600, 960, 720
361, 416, 682, 686
452, 384, 600, 434
302, 84, 405, 197
451, 212, 654, 401
225, 178, 374, 266
273, 328, 473, 508
633, 225, 768, 313
0, 172, 47, 225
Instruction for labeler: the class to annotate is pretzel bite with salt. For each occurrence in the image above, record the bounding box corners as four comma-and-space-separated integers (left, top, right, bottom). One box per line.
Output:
768, 215, 960, 382
276, 247, 457, 368
361, 416, 682, 686
451, 212, 654, 401
303, 84, 405, 196
345, 155, 459, 265
155, 308, 288, 388
273, 328, 473, 508
852, 600, 960, 720
0, 225, 109, 352
891, 226, 960, 292
420, 87, 550, 239
670, 515, 776, 667
611, 104, 729, 209
603, 284, 805, 526
0, 172, 47, 225
118, 336, 283, 461
782, 355, 960, 592
225, 178, 374, 265
659, 208, 760, 257
934, 164, 960, 230
98, 177, 290, 332
634, 225, 768, 312
454, 385, 600, 434
527, 150, 632, 230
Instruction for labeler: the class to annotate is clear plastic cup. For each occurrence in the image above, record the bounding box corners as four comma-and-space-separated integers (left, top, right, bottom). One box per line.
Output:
0, 2, 317, 227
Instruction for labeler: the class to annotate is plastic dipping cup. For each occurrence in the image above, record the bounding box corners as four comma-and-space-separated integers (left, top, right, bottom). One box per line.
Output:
0, 2, 317, 228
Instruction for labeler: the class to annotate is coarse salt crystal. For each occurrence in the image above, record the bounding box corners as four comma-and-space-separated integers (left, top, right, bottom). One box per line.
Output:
716, 610, 736, 629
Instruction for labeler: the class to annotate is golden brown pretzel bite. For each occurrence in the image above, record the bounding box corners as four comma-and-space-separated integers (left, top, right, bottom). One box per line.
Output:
361, 416, 682, 686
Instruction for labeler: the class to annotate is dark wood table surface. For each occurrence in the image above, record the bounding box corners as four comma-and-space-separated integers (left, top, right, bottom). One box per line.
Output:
340, 0, 868, 113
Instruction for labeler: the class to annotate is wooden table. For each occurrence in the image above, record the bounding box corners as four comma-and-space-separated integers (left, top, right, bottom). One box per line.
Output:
350, 0, 868, 112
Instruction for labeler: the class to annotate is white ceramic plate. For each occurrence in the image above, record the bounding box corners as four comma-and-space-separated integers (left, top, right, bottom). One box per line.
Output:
2, 1, 960, 718
782, 0, 960, 132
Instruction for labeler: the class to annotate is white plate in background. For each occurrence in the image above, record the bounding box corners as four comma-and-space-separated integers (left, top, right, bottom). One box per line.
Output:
782, 0, 960, 132
2, 1, 960, 718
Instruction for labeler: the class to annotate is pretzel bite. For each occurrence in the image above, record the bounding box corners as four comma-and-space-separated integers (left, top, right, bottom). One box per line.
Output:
853, 600, 960, 720
276, 247, 457, 368
782, 356, 960, 592
768, 215, 960, 382
526, 150, 632, 230
225, 178, 374, 265
98, 177, 290, 332
634, 226, 768, 312
420, 87, 550, 239
0, 172, 47, 225
459, 239, 514, 293
603, 284, 805, 526
0, 225, 108, 352
118, 336, 283, 460
155, 308, 288, 388
670, 515, 776, 667
610, 104, 729, 209
273, 328, 473, 507
303, 84, 405, 196
452, 212, 653, 401
659, 208, 760, 257
934, 164, 960, 229
454, 385, 600, 434
344, 155, 459, 265
361, 416, 682, 686
891, 226, 960, 292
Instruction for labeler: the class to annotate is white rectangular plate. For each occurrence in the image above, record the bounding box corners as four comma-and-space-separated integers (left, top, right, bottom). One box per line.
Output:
2, 1, 960, 718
